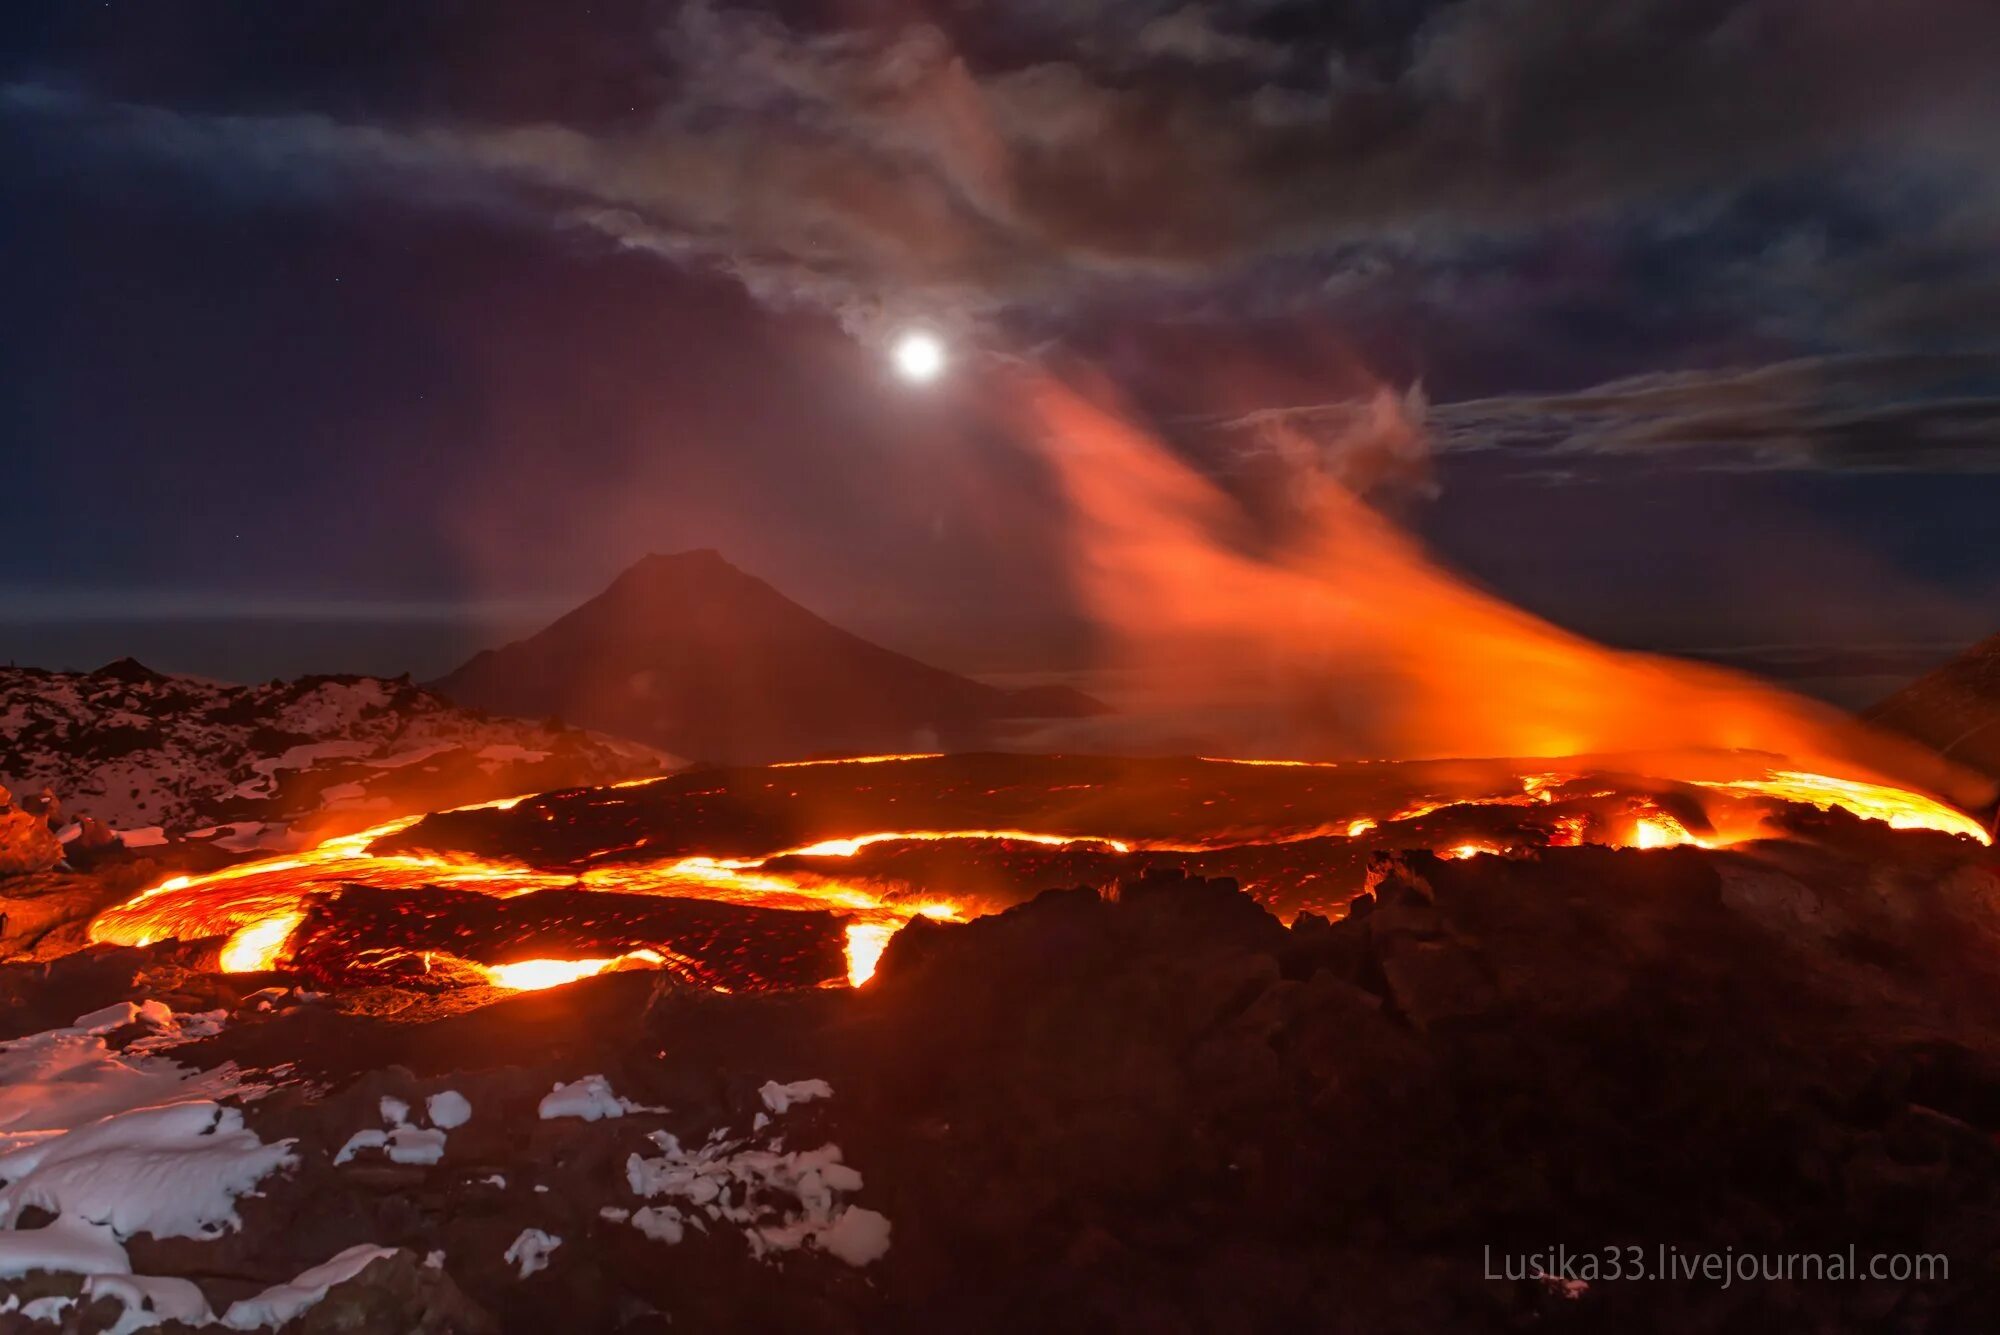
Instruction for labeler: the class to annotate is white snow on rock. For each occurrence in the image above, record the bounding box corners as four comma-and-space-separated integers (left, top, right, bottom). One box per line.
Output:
537, 1074, 662, 1121
84, 1272, 217, 1335
125, 1009, 228, 1057
816, 1206, 894, 1266
629, 1205, 688, 1245
70, 1001, 172, 1035
0, 1101, 295, 1239
0, 1216, 130, 1278
621, 1121, 887, 1266
0, 1007, 247, 1155
426, 1090, 472, 1129
0, 661, 670, 841
503, 1228, 561, 1279
383, 1128, 447, 1166
335, 1097, 452, 1167
20, 1294, 74, 1322
758, 1078, 832, 1116
220, 1243, 398, 1329
0, 1101, 296, 1280
334, 1126, 446, 1167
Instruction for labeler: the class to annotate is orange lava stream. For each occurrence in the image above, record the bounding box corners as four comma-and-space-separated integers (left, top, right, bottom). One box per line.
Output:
1692, 770, 1989, 843
768, 753, 946, 768
84, 760, 1988, 991
479, 949, 673, 991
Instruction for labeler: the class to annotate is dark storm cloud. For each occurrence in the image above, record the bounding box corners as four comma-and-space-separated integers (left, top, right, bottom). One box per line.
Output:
8, 0, 2000, 338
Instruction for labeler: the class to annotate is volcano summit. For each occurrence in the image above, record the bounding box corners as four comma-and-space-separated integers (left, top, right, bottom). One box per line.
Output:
431, 551, 1105, 764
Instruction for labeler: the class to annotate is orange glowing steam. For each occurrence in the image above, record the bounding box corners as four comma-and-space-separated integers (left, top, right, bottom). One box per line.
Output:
1019, 377, 1992, 813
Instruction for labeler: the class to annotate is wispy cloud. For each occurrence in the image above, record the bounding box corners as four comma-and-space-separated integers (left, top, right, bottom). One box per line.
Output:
1204, 351, 2000, 478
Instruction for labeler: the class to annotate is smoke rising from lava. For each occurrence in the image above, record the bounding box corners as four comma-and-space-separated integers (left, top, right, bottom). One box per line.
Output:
1014, 371, 1993, 811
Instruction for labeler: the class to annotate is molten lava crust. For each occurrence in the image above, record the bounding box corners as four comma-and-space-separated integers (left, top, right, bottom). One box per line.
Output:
86, 752, 1989, 995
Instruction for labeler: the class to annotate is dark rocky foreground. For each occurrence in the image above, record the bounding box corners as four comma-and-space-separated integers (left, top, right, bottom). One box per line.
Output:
6, 823, 2000, 1333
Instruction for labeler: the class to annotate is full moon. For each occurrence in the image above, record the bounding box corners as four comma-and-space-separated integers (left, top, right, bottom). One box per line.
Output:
891, 330, 946, 382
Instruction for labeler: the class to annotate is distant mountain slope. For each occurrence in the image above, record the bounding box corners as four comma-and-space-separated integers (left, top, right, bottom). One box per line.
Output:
0, 659, 669, 849
1867, 631, 2000, 779
430, 550, 1107, 763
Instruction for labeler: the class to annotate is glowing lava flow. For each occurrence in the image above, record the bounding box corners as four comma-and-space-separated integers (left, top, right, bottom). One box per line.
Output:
770, 753, 946, 768
84, 756, 1990, 994
480, 950, 669, 991
1691, 771, 1990, 843
843, 923, 897, 987
216, 910, 305, 972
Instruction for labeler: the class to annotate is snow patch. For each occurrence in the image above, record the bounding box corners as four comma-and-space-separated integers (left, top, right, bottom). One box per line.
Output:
426, 1091, 472, 1129
0, 1101, 296, 1240
503, 1228, 561, 1279
21, 1294, 74, 1322
817, 1205, 893, 1266
622, 1122, 887, 1266
221, 1243, 397, 1329
84, 1272, 217, 1335
335, 1096, 451, 1167
0, 1009, 248, 1155
630, 1205, 688, 1245
0, 1101, 296, 1280
334, 1126, 446, 1166
537, 1074, 662, 1122
758, 1078, 832, 1116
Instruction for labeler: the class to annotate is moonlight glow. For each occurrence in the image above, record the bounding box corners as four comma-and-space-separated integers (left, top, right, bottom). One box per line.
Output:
891, 331, 945, 382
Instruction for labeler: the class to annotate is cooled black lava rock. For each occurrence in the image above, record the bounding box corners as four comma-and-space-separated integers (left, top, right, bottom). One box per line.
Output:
9, 826, 2000, 1334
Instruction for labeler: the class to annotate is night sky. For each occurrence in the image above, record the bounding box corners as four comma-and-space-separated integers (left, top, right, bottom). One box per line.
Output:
3, 1, 1997, 699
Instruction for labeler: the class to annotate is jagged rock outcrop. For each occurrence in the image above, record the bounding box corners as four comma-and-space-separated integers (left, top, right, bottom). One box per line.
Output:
0, 661, 669, 848
1870, 630, 2000, 782
0, 810, 61, 876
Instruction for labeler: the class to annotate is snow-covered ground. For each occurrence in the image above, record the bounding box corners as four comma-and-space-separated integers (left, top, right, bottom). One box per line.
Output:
0, 660, 671, 847
0, 1002, 889, 1331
